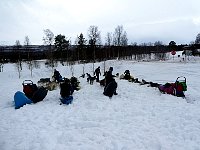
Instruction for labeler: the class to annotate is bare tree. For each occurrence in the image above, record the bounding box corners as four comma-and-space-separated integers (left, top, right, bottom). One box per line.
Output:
113, 25, 128, 58
88, 26, 101, 46
88, 25, 101, 73
14, 40, 22, 78
43, 29, 54, 45
104, 32, 113, 73
121, 31, 128, 46
43, 29, 55, 71
24, 36, 34, 77
113, 25, 122, 46
113, 25, 128, 46
24, 36, 30, 45
105, 32, 112, 46
24, 36, 30, 59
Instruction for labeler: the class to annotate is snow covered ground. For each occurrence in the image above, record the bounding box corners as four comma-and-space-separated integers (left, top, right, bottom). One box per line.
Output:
0, 53, 200, 150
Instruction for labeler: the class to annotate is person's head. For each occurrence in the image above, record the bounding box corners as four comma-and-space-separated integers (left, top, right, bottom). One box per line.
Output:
98, 66, 100, 69
109, 67, 113, 72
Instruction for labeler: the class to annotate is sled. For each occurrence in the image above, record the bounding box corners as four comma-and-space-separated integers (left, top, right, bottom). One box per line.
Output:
22, 80, 48, 103
37, 78, 58, 91
175, 76, 187, 91
14, 91, 32, 109
60, 96, 73, 105
22, 80, 38, 99
31, 86, 48, 103
158, 76, 187, 97
174, 76, 187, 97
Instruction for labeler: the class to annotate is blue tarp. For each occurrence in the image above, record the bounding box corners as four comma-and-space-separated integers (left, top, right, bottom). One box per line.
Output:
14, 91, 32, 109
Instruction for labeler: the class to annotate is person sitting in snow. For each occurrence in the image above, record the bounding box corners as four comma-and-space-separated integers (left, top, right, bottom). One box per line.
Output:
60, 78, 74, 98
124, 70, 131, 80
103, 78, 118, 98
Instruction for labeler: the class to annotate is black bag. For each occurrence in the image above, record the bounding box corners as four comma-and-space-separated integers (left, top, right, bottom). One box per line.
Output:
31, 87, 48, 103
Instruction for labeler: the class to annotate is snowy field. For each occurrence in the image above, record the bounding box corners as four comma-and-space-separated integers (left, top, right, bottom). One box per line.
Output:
1, 53, 200, 150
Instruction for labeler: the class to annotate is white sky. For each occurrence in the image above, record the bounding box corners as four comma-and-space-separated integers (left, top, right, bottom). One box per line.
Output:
0, 0, 200, 45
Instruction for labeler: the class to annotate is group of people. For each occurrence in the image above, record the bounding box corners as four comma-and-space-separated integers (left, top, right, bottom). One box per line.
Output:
91, 66, 118, 98
94, 66, 118, 98
54, 66, 119, 103
52, 69, 80, 104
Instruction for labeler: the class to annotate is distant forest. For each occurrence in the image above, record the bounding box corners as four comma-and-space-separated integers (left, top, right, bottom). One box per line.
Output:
0, 25, 200, 64
0, 44, 185, 63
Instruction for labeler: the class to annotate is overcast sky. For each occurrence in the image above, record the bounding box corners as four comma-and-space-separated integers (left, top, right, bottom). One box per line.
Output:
0, 0, 200, 45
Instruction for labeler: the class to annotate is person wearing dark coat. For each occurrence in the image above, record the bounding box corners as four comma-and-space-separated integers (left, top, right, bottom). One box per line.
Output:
94, 66, 101, 82
105, 70, 113, 87
124, 70, 131, 80
109, 67, 113, 73
53, 69, 62, 82
60, 78, 74, 98
104, 67, 118, 97
105, 67, 116, 87
103, 78, 118, 98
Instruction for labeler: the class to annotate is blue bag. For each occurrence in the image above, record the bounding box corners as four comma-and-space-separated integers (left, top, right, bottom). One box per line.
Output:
14, 91, 32, 109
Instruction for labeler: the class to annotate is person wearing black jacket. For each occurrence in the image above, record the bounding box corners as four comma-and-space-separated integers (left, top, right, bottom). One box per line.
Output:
53, 69, 62, 82
60, 78, 74, 98
103, 67, 118, 97
94, 66, 101, 82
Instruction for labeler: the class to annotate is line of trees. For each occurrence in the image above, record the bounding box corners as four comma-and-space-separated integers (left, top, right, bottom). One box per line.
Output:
1, 25, 200, 65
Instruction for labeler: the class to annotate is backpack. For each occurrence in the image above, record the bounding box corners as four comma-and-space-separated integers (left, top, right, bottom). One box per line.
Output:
175, 77, 187, 92
176, 81, 187, 91
23, 80, 38, 99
